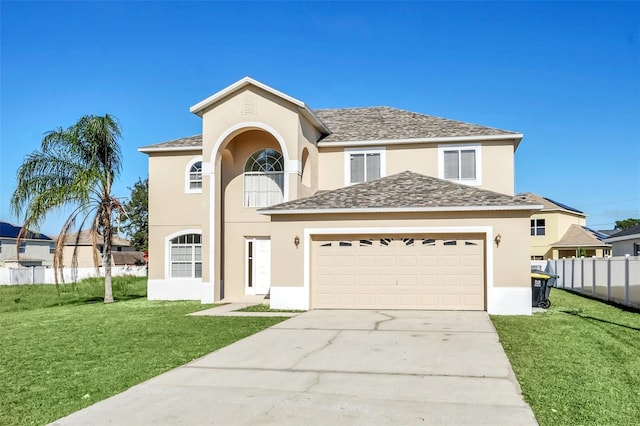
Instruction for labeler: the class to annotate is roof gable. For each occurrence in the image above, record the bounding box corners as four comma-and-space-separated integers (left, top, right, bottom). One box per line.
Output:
315, 107, 521, 146
551, 224, 610, 247
260, 171, 540, 214
188, 77, 330, 134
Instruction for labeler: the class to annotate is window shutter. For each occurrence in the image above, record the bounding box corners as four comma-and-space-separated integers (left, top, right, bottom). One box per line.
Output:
444, 150, 459, 179
350, 154, 365, 183
366, 153, 380, 181
460, 150, 476, 179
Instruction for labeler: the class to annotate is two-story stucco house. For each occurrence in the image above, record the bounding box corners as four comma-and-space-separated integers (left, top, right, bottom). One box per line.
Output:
0, 220, 54, 267
516, 193, 610, 259
140, 77, 542, 315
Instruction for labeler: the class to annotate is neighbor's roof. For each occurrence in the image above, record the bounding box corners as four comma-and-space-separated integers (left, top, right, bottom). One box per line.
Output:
260, 171, 541, 214
516, 193, 585, 215
59, 230, 130, 247
551, 224, 611, 248
0, 221, 52, 240
603, 224, 640, 242
314, 107, 520, 145
139, 107, 522, 152
112, 251, 146, 266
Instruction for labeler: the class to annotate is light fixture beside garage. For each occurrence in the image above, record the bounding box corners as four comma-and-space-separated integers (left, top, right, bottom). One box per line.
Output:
494, 234, 502, 247
294, 236, 300, 248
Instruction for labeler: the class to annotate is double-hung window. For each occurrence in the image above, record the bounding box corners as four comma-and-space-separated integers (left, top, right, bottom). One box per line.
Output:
438, 144, 481, 185
345, 148, 385, 185
185, 157, 203, 193
169, 233, 202, 278
531, 219, 546, 236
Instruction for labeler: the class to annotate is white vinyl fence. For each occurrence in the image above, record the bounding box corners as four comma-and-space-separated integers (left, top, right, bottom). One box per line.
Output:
0, 266, 147, 285
543, 256, 640, 309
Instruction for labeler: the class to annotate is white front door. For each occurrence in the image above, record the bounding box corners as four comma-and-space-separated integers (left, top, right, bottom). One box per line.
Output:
246, 237, 271, 295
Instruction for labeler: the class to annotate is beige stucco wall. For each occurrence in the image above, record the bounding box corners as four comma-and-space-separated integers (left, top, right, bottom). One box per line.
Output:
529, 211, 586, 259
147, 151, 204, 280
317, 141, 516, 195
211, 211, 532, 302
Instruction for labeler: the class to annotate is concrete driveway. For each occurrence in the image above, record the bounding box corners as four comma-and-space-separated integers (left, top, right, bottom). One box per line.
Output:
52, 310, 537, 425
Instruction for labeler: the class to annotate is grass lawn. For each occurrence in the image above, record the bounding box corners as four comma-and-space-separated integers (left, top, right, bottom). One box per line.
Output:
0, 278, 288, 426
492, 289, 640, 426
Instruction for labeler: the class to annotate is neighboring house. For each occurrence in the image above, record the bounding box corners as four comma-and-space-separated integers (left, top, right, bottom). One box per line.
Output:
139, 77, 543, 315
0, 220, 54, 267
58, 230, 135, 267
516, 193, 596, 259
548, 224, 611, 258
604, 224, 640, 256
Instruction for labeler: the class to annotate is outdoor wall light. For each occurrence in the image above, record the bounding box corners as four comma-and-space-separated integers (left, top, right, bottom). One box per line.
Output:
494, 234, 502, 247
294, 236, 300, 248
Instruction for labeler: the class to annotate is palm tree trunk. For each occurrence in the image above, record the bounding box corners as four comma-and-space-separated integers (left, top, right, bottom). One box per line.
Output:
103, 220, 114, 304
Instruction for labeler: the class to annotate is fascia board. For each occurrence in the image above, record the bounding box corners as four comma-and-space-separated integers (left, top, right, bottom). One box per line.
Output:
316, 133, 523, 148
260, 204, 544, 215
138, 146, 203, 154
604, 234, 640, 243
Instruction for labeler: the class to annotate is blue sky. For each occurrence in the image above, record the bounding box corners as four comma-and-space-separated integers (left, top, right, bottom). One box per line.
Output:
1, 1, 639, 235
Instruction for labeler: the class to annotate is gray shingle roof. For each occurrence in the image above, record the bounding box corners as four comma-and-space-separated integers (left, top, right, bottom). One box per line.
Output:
140, 107, 520, 151
551, 224, 611, 247
314, 107, 518, 143
260, 171, 537, 213
139, 135, 202, 151
605, 224, 640, 239
516, 193, 585, 215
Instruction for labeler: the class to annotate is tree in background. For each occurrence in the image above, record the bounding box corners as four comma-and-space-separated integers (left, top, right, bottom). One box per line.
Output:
615, 218, 640, 230
11, 114, 125, 303
121, 177, 148, 251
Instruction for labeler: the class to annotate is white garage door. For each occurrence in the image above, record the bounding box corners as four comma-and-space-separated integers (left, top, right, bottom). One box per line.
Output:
312, 235, 485, 310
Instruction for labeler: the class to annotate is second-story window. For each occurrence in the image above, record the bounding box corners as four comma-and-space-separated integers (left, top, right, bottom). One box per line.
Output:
345, 148, 385, 185
185, 157, 203, 193
244, 149, 284, 207
19, 242, 26, 253
531, 219, 546, 236
438, 144, 481, 186
189, 162, 202, 190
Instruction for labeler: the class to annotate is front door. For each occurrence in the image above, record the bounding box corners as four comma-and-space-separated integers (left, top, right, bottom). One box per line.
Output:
246, 237, 271, 295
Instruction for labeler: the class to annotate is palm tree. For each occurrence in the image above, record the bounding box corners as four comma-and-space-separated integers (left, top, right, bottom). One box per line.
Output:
11, 114, 125, 303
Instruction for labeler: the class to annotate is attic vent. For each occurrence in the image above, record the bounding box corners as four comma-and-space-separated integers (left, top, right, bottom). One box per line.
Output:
242, 95, 257, 115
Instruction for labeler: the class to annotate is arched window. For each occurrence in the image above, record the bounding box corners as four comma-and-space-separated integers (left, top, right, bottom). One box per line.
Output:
185, 158, 203, 193
243, 149, 284, 207
169, 233, 202, 278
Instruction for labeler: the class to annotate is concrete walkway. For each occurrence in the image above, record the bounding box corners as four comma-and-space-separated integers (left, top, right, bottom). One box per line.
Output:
188, 303, 301, 317
51, 310, 537, 425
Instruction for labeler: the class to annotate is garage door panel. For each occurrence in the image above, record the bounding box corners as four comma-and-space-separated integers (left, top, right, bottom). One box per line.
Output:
312, 235, 485, 310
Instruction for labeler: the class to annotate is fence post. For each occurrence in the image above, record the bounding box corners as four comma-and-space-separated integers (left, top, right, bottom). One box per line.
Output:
607, 256, 611, 300
625, 255, 630, 305
592, 257, 596, 296
581, 257, 584, 293
571, 258, 575, 289
31, 267, 35, 285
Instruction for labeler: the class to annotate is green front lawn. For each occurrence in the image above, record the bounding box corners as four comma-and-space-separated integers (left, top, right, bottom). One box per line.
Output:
492, 289, 640, 426
0, 279, 287, 426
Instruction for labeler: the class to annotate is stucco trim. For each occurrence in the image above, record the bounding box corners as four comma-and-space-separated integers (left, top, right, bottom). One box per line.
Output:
261, 204, 544, 215
317, 133, 524, 148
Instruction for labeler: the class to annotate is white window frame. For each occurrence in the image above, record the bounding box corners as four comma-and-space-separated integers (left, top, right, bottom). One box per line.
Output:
243, 149, 285, 208
185, 156, 203, 194
531, 219, 546, 236
438, 144, 482, 186
165, 230, 203, 280
344, 147, 386, 186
